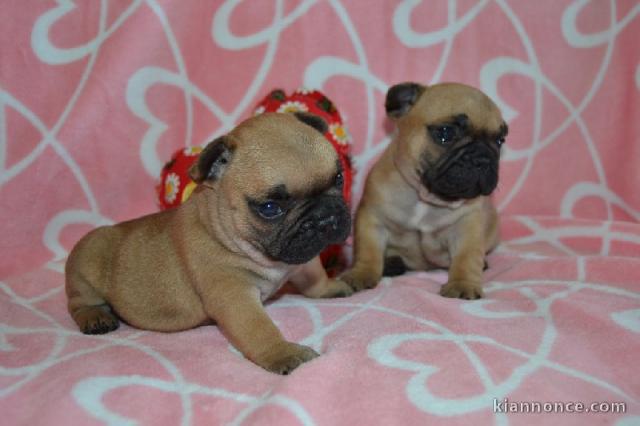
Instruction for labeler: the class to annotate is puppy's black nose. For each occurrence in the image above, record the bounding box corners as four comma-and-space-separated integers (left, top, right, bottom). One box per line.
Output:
472, 156, 490, 166
300, 215, 338, 235
317, 215, 338, 232
472, 156, 491, 172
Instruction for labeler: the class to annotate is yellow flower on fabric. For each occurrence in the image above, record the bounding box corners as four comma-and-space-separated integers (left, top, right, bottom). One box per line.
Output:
329, 123, 350, 145
164, 173, 180, 203
277, 101, 309, 114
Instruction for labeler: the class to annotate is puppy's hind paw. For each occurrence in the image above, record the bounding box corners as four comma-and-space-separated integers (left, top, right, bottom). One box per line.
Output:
382, 256, 408, 277
74, 305, 120, 334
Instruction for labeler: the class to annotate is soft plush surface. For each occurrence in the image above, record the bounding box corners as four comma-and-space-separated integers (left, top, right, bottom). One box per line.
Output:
1, 2, 639, 425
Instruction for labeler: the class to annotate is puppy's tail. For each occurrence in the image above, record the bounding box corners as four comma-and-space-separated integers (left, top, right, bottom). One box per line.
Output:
65, 267, 119, 335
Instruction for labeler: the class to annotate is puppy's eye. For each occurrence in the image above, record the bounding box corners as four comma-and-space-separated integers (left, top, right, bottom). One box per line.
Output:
430, 125, 456, 145
257, 201, 284, 219
335, 172, 343, 188
497, 137, 506, 147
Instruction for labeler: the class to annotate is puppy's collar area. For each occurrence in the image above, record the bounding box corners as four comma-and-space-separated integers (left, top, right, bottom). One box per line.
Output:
418, 190, 465, 209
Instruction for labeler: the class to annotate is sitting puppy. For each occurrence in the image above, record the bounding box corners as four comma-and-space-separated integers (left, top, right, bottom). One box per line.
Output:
341, 82, 507, 299
65, 112, 353, 374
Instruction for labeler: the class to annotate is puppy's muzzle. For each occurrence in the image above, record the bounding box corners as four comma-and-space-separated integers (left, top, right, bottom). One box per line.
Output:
300, 212, 340, 235
422, 143, 499, 201
276, 196, 351, 264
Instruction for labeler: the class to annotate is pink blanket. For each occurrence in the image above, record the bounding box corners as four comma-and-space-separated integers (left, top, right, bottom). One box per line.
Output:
1, 1, 639, 424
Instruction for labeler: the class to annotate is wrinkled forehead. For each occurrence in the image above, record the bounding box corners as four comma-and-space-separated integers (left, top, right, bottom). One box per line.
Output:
240, 152, 340, 200
228, 116, 340, 199
245, 159, 342, 202
414, 85, 505, 133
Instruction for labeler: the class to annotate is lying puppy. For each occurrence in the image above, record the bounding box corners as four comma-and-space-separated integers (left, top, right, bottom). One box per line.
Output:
66, 112, 353, 374
341, 82, 507, 299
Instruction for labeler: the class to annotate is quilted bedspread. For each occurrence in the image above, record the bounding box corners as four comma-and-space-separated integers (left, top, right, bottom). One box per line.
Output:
1, 1, 639, 425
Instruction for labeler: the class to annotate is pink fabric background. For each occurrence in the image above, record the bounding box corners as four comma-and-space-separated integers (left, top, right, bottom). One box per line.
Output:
1, 1, 639, 425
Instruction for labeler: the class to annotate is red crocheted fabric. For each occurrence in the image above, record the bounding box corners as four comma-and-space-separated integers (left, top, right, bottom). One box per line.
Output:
157, 88, 353, 275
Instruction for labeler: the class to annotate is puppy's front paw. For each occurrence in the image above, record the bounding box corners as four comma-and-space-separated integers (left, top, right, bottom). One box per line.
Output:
339, 268, 381, 292
321, 279, 354, 298
302, 278, 354, 299
261, 342, 319, 375
440, 280, 483, 300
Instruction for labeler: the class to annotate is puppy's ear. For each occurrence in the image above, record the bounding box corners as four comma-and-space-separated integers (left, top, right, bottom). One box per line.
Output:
188, 136, 235, 183
385, 82, 425, 119
294, 112, 328, 134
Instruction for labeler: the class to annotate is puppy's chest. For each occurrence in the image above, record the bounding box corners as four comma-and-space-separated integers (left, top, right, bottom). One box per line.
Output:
385, 202, 465, 267
401, 202, 463, 234
387, 202, 464, 249
254, 265, 292, 301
